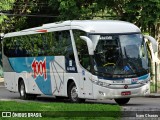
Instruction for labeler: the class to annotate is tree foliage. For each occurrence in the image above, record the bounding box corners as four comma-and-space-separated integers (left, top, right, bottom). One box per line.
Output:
124, 0, 160, 38
0, 0, 15, 31
96, 0, 160, 38
0, 0, 160, 38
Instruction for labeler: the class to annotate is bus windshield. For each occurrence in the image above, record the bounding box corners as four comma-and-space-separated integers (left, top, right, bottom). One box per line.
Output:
89, 33, 148, 78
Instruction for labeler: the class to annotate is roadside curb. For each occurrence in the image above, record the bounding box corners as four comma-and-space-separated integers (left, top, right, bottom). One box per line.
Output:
145, 94, 160, 98
0, 78, 4, 82
0, 82, 4, 86
0, 78, 4, 86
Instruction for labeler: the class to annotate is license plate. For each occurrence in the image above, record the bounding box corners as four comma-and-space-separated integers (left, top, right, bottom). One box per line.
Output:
113, 80, 124, 83
121, 91, 131, 96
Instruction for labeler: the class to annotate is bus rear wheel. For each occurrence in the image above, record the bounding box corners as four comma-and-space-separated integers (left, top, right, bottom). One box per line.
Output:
19, 80, 37, 100
19, 80, 29, 100
114, 98, 130, 105
68, 82, 85, 103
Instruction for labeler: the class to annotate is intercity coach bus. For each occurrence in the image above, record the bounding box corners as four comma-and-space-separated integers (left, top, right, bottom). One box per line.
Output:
1, 20, 157, 105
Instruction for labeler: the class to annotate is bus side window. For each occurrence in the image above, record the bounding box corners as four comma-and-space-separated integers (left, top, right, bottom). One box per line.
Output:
54, 31, 74, 58
54, 30, 77, 72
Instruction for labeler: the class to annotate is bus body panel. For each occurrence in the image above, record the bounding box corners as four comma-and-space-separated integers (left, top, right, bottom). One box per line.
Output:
63, 73, 80, 97
5, 56, 69, 95
14, 72, 43, 94
4, 25, 71, 38
78, 69, 93, 99
4, 55, 82, 97
70, 20, 140, 33
4, 72, 15, 92
4, 20, 140, 38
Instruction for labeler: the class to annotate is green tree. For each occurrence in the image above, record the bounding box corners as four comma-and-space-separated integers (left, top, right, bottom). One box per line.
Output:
124, 0, 160, 38
57, 0, 99, 20
5, 0, 42, 32
96, 0, 160, 37
0, 0, 15, 32
2, 0, 160, 39
1, 0, 59, 32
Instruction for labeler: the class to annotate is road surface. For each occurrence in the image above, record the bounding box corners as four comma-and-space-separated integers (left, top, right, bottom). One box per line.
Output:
0, 85, 160, 108
1, 85, 160, 119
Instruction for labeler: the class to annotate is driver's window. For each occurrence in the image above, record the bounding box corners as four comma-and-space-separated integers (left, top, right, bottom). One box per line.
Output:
73, 30, 91, 71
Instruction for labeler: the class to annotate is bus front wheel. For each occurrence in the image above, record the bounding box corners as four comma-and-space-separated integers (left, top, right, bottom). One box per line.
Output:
114, 98, 130, 105
68, 82, 85, 103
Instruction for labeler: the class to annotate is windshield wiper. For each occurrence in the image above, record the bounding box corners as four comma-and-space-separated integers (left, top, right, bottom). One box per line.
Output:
124, 47, 128, 58
95, 70, 112, 75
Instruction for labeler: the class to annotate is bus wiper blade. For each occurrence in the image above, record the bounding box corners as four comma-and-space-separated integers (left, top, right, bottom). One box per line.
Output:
135, 70, 148, 76
124, 47, 128, 58
95, 71, 112, 75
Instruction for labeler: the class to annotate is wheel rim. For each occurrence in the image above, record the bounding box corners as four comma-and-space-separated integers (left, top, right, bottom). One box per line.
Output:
71, 86, 78, 101
20, 84, 25, 97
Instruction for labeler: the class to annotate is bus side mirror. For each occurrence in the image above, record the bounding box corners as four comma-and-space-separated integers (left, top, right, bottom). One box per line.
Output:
144, 35, 157, 53
80, 36, 94, 55
0, 33, 4, 41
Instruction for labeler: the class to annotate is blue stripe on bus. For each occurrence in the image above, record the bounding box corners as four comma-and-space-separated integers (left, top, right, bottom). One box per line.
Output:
137, 74, 149, 80
9, 56, 54, 95
98, 73, 149, 82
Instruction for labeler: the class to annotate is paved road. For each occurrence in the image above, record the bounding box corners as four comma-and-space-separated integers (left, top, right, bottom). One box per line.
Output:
1, 86, 160, 119
1, 86, 160, 108
0, 86, 19, 100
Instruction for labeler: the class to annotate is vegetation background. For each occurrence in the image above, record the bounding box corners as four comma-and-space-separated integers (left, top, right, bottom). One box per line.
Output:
0, 0, 160, 39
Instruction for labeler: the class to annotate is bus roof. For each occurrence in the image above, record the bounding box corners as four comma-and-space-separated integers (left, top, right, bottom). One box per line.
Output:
4, 20, 141, 37
70, 20, 141, 33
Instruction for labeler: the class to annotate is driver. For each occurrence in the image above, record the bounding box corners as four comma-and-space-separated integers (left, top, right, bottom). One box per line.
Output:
104, 45, 119, 65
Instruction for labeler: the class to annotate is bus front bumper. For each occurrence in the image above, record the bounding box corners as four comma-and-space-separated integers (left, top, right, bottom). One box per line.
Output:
93, 83, 150, 99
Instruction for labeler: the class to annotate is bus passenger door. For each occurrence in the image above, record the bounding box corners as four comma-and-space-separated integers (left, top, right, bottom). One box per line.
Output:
78, 53, 93, 99
80, 69, 93, 99
72, 30, 93, 99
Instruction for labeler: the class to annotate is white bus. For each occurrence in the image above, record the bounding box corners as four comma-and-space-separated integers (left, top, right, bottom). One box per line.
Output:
2, 20, 157, 105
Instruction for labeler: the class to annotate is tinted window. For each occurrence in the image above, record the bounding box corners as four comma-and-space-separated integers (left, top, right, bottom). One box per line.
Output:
3, 30, 73, 57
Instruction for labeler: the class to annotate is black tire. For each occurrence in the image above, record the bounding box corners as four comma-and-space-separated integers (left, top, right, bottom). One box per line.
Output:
29, 94, 37, 100
55, 96, 68, 101
114, 98, 130, 105
19, 80, 29, 100
19, 80, 37, 100
68, 82, 85, 103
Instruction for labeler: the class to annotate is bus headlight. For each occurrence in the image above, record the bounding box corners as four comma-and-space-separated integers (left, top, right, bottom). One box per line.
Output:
137, 80, 149, 85
92, 79, 110, 87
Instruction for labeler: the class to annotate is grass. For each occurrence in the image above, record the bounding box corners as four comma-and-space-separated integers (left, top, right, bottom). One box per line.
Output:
150, 82, 155, 93
0, 101, 121, 120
